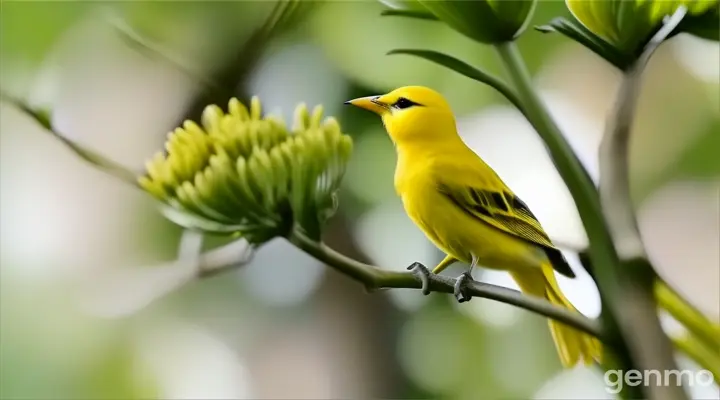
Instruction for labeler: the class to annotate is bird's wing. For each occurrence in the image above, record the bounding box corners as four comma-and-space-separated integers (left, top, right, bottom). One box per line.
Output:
437, 177, 576, 278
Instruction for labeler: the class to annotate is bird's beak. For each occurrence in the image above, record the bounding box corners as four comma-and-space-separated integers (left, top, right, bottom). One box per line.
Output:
344, 95, 388, 115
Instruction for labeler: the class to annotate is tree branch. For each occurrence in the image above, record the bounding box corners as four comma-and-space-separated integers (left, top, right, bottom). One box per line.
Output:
80, 231, 255, 318
110, 15, 223, 97
177, 0, 309, 124
176, 230, 257, 280
493, 15, 693, 395
597, 7, 690, 400
0, 91, 141, 186
195, 236, 256, 278
599, 7, 687, 262
288, 230, 604, 340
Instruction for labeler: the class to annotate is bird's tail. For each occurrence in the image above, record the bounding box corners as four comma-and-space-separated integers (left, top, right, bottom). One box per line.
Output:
510, 263, 602, 368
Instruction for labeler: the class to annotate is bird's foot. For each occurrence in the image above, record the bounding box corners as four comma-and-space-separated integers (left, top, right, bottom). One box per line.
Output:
453, 271, 475, 303
407, 262, 432, 295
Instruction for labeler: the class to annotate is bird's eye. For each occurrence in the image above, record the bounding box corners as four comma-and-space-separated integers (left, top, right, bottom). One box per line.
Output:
393, 97, 416, 109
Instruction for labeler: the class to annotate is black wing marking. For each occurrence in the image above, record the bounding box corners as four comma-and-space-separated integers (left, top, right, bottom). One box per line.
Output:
439, 184, 575, 278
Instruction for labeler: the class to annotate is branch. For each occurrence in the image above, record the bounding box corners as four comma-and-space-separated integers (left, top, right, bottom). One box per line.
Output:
195, 236, 257, 278
492, 21, 687, 397
176, 230, 257, 279
288, 230, 604, 339
81, 231, 255, 318
0, 91, 141, 187
177, 0, 309, 124
109, 15, 223, 96
599, 7, 688, 262
596, 7, 690, 400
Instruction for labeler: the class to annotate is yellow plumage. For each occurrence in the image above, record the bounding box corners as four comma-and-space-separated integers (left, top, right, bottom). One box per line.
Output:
346, 85, 601, 367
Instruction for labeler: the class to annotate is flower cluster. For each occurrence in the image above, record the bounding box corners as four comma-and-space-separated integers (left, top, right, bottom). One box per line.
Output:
139, 97, 353, 243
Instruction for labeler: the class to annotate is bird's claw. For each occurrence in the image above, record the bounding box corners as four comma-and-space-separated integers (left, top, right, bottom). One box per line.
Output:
454, 271, 474, 303
407, 262, 431, 295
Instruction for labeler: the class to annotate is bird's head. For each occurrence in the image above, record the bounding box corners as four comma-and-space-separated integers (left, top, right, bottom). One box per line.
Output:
345, 86, 457, 145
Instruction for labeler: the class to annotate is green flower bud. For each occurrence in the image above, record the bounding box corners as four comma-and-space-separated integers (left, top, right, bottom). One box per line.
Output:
566, 0, 718, 54
418, 0, 537, 44
138, 97, 353, 243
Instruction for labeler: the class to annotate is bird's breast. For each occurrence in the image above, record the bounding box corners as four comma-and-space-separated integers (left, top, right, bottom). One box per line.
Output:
397, 175, 468, 260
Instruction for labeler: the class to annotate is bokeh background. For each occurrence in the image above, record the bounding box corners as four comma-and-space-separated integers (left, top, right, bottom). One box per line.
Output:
1, 1, 718, 399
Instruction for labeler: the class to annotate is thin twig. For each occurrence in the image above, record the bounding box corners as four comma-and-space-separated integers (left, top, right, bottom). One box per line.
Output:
177, 0, 309, 124
175, 230, 256, 280
1, 91, 142, 186
80, 233, 255, 318
196, 236, 256, 278
288, 230, 604, 339
109, 14, 223, 95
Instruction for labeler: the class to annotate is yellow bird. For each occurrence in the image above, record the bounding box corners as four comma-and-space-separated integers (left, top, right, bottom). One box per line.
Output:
345, 86, 601, 367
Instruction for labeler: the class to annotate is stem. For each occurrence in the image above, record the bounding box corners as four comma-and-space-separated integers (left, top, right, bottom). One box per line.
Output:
195, 237, 256, 278
177, 0, 307, 124
493, 41, 620, 298
656, 281, 720, 352
493, 42, 615, 273
289, 230, 603, 339
597, 9, 690, 400
672, 335, 720, 382
493, 42, 606, 240
599, 7, 688, 262
494, 40, 685, 400
289, 230, 380, 288
1, 91, 141, 186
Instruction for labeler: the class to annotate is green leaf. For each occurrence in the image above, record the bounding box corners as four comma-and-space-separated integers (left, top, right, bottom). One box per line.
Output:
417, 0, 537, 44
380, 9, 439, 21
536, 17, 633, 71
386, 49, 525, 114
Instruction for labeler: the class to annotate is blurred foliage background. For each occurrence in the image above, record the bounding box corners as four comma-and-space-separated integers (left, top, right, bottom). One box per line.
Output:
1, 1, 718, 399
